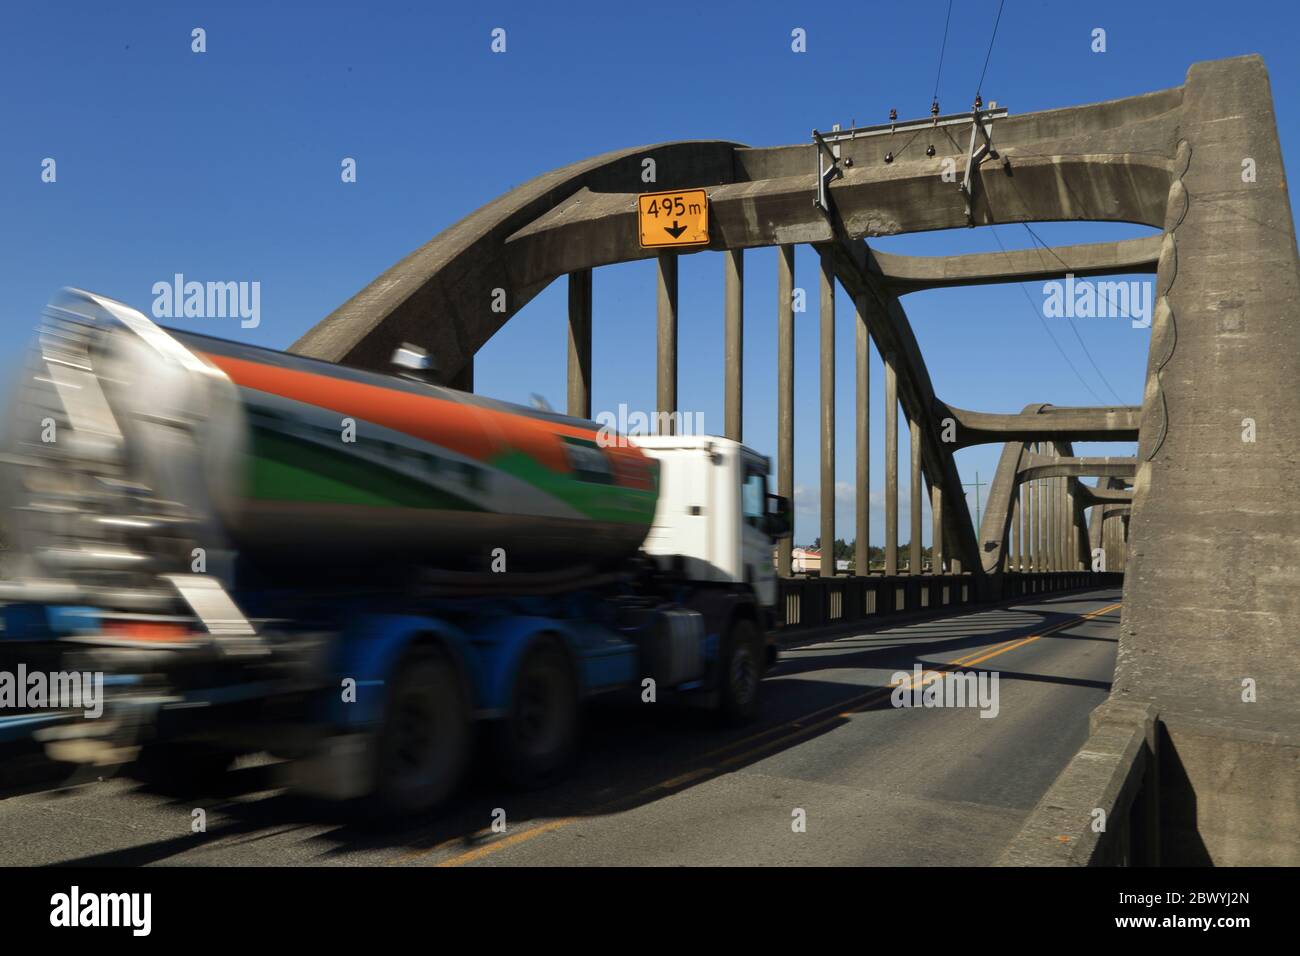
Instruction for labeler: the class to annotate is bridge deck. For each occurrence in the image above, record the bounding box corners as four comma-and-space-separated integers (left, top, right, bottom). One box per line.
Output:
0, 591, 1121, 866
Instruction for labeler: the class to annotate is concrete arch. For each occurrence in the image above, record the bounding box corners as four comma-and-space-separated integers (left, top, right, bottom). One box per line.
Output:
281, 58, 1300, 862
978, 413, 1138, 581
1017, 454, 1137, 482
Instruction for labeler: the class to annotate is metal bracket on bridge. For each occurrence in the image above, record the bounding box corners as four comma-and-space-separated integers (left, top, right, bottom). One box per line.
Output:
811, 126, 845, 216
958, 103, 1004, 226
811, 105, 1009, 224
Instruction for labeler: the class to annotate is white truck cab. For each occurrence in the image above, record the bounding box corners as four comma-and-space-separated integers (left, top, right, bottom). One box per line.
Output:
632, 435, 787, 608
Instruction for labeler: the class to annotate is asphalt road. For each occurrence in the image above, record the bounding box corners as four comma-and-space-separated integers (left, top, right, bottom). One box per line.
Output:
0, 589, 1121, 866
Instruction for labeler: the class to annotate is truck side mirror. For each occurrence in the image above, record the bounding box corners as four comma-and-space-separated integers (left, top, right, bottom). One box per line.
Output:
764, 493, 792, 539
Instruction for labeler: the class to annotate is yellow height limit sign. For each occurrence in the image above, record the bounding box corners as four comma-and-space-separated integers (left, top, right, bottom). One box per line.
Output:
638, 188, 709, 249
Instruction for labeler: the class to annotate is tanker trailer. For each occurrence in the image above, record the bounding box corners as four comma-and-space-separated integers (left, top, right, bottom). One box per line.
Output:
0, 289, 791, 814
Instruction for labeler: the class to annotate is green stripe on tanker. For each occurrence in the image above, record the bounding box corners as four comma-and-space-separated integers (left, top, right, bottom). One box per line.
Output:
488, 449, 658, 525
247, 428, 486, 511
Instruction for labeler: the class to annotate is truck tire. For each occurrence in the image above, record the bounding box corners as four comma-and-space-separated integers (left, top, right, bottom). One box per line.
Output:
493, 637, 578, 788
371, 649, 471, 815
719, 619, 763, 724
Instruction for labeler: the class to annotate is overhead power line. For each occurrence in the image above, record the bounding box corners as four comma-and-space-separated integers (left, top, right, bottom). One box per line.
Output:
1020, 223, 1128, 404
989, 225, 1104, 404
976, 0, 1007, 100
933, 0, 954, 105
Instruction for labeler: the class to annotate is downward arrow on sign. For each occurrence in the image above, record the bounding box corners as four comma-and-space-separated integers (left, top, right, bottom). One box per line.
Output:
664, 221, 687, 239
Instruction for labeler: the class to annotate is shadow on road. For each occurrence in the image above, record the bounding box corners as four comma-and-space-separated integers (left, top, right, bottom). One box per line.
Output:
28, 590, 1123, 866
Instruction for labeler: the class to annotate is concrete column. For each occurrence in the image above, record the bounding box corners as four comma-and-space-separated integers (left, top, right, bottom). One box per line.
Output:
1057, 475, 1067, 571
567, 269, 592, 418
1037, 448, 1048, 571
855, 294, 870, 576
1066, 488, 1074, 570
1043, 456, 1054, 571
1052, 480, 1060, 571
1026, 471, 1035, 571
1046, 475, 1056, 571
819, 248, 836, 573
776, 245, 795, 577
1051, 476, 1061, 572
450, 357, 473, 393
1120, 515, 1130, 571
656, 252, 678, 434
909, 417, 922, 574
884, 351, 899, 575
1010, 485, 1021, 572
1069, 485, 1080, 569
724, 249, 744, 442
932, 481, 944, 573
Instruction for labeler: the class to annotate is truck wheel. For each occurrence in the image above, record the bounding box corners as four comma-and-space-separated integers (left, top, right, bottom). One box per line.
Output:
372, 650, 470, 815
493, 637, 578, 788
719, 619, 763, 724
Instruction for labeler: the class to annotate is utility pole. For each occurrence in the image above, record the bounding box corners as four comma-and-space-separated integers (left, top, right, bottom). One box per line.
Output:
964, 471, 988, 533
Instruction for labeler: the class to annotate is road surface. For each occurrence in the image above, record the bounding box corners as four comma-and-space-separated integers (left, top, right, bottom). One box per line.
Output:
0, 589, 1121, 866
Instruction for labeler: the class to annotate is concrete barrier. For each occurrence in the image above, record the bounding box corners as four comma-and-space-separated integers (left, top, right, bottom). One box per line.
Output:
1000, 700, 1159, 866
776, 571, 1120, 635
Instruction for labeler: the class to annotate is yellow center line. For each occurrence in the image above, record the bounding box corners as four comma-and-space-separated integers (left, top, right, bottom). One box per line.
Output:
692, 605, 1096, 763
404, 599, 1122, 867
432, 818, 576, 867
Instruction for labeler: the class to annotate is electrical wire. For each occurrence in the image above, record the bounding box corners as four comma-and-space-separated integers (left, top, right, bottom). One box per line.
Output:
976, 0, 1007, 99
988, 224, 1105, 403
933, 0, 954, 105
1020, 223, 1129, 404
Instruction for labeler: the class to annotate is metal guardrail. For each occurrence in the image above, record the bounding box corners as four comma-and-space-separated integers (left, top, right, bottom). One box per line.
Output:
775, 571, 1124, 634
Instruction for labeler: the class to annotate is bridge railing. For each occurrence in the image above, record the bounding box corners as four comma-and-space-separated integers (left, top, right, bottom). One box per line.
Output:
775, 571, 1123, 635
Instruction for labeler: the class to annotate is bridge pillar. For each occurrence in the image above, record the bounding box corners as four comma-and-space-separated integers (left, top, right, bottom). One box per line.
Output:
1072, 485, 1084, 569
1010, 485, 1021, 572
724, 250, 744, 442
567, 269, 592, 418
1040, 452, 1050, 572
909, 416, 922, 574
1072, 488, 1080, 570
1026, 470, 1036, 571
819, 248, 836, 571
1050, 473, 1059, 572
1059, 473, 1069, 571
884, 351, 899, 575
776, 245, 795, 577
1059, 474, 1069, 571
1057, 478, 1065, 570
932, 480, 944, 573
1120, 515, 1129, 572
855, 293, 870, 576
1090, 503, 1102, 568
655, 252, 678, 434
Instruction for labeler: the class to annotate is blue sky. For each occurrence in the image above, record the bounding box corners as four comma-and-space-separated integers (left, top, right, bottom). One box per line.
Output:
3, 1, 1297, 546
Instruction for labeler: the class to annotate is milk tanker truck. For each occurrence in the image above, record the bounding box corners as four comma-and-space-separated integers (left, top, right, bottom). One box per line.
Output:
0, 289, 791, 812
